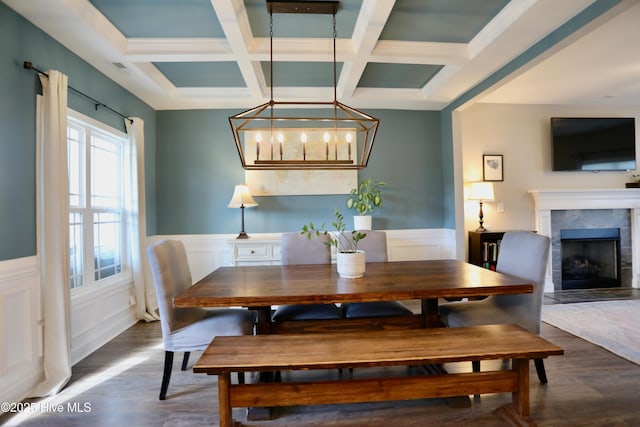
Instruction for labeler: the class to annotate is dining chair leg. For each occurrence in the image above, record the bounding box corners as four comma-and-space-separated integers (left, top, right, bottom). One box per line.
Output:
472, 360, 480, 372
181, 352, 190, 371
238, 372, 245, 384
160, 351, 174, 400
534, 358, 548, 384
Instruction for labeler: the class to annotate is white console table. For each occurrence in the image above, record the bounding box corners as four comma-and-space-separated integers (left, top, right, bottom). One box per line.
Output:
228, 237, 281, 266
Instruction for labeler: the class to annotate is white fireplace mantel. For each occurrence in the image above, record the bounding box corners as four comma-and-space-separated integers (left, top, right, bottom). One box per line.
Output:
529, 188, 640, 211
529, 189, 640, 292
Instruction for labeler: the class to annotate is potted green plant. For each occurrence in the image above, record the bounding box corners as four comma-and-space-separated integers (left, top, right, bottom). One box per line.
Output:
345, 179, 385, 230
301, 209, 367, 278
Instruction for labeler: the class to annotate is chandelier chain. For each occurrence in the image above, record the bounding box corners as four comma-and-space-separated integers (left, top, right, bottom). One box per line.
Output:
333, 13, 337, 103
269, 12, 274, 103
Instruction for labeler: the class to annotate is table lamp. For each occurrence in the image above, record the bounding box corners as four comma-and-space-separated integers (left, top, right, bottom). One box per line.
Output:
228, 184, 258, 239
468, 182, 495, 232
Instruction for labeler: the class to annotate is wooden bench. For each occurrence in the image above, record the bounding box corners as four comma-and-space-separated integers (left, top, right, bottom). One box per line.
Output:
194, 324, 563, 427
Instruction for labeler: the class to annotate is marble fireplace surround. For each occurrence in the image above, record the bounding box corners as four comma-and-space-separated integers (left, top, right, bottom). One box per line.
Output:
529, 189, 640, 293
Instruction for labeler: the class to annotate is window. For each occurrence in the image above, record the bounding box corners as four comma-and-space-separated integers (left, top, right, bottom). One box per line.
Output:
67, 112, 128, 290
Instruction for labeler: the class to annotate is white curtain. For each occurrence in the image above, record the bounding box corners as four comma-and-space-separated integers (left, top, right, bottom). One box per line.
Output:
32, 70, 72, 396
125, 118, 158, 321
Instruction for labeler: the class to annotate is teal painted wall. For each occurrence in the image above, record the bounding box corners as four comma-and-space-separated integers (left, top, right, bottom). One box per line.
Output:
0, 3, 156, 261
440, 112, 456, 230
156, 109, 444, 234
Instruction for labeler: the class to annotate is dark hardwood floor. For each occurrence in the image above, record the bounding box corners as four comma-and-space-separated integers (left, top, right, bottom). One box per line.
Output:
3, 289, 640, 426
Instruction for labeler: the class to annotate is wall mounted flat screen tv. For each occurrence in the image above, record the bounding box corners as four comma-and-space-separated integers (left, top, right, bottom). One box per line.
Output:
551, 117, 636, 171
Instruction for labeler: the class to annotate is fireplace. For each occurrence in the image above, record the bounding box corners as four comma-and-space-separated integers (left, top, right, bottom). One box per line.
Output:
528, 189, 640, 292
560, 228, 621, 290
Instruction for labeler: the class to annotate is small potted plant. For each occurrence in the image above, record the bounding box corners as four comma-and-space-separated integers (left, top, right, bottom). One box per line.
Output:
301, 209, 367, 278
345, 179, 385, 230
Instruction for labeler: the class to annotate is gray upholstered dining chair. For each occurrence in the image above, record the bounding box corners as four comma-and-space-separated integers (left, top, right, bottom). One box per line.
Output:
147, 239, 256, 400
439, 231, 551, 383
342, 230, 413, 318
271, 232, 343, 321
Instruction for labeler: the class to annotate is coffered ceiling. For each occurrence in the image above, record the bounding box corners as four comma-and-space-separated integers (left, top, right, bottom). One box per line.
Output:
4, 0, 640, 110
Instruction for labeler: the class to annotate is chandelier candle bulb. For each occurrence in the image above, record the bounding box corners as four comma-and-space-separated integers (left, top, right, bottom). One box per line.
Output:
324, 132, 330, 160
301, 132, 307, 160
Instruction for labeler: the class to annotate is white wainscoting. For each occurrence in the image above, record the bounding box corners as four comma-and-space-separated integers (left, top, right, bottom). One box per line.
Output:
152, 229, 458, 284
1, 229, 456, 405
0, 256, 42, 405
0, 256, 138, 406
146, 234, 237, 284
70, 278, 138, 365
386, 229, 456, 261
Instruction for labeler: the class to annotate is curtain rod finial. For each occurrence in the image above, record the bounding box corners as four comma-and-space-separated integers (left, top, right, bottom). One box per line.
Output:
23, 61, 33, 69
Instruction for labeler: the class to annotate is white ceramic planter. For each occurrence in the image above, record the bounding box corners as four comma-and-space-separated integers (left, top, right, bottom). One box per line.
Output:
353, 215, 372, 231
337, 250, 366, 279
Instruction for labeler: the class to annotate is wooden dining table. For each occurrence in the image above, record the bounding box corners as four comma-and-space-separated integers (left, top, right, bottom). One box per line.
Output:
174, 259, 533, 333
176, 259, 534, 420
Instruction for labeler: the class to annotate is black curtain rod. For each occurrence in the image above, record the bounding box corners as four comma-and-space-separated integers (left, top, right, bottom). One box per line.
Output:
23, 61, 133, 124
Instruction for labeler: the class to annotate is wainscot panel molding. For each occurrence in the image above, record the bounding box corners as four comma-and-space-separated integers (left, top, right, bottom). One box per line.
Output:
70, 279, 137, 365
0, 256, 139, 405
149, 234, 245, 284
386, 229, 456, 261
155, 229, 457, 286
0, 256, 42, 405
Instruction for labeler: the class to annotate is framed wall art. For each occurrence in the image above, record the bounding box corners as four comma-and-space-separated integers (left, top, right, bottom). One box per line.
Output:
483, 154, 503, 182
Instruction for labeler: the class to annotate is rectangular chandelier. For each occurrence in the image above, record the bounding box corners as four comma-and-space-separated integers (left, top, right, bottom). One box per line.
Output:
229, 0, 379, 170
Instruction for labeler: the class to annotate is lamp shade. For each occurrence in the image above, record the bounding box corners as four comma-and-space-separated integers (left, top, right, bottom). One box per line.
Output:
228, 184, 258, 208
468, 182, 495, 201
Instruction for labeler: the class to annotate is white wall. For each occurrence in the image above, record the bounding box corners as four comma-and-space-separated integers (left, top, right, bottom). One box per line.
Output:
459, 103, 640, 238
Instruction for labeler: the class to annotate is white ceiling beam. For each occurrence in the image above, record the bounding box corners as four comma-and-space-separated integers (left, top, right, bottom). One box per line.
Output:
249, 37, 347, 61
126, 38, 234, 62
422, 0, 599, 105
371, 41, 468, 65
211, 0, 264, 99
346, 88, 448, 110
338, 0, 395, 100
